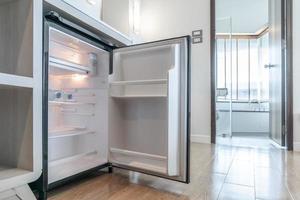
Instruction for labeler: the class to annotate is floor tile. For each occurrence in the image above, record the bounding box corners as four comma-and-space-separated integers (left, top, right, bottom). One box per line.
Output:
218, 183, 255, 200
225, 159, 254, 186
49, 141, 300, 200
255, 167, 293, 200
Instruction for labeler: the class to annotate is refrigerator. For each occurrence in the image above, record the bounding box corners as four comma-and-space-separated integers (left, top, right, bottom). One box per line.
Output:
41, 12, 190, 195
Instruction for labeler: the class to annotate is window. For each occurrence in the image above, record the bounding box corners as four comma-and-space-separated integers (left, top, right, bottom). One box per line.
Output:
216, 33, 269, 102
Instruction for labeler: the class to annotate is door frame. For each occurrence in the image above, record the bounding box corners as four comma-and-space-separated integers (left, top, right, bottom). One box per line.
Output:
210, 0, 294, 150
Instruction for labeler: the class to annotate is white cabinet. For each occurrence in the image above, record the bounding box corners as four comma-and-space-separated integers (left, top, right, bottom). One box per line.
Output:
63, 0, 102, 21
0, 0, 43, 197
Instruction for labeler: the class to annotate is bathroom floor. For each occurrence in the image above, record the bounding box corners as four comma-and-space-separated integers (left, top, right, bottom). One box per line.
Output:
49, 143, 300, 200
216, 132, 277, 149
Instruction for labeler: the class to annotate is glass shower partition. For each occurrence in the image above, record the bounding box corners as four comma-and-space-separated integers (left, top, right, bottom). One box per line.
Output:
216, 17, 233, 139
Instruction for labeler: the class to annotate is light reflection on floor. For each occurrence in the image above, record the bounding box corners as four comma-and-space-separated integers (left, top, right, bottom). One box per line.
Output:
216, 132, 280, 149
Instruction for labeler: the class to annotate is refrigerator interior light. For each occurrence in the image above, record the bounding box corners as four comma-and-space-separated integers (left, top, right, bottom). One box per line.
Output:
72, 74, 88, 81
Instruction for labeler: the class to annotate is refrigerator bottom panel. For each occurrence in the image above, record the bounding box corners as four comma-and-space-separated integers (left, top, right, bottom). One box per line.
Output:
48, 152, 107, 184
47, 163, 111, 191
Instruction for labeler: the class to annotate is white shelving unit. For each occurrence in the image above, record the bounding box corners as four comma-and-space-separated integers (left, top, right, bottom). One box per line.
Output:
0, 0, 43, 196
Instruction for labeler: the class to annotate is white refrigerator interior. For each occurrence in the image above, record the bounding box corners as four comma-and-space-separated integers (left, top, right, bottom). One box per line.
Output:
48, 28, 109, 184
47, 26, 188, 184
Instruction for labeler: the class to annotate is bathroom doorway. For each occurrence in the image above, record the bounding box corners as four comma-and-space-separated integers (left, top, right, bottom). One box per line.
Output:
210, 0, 293, 149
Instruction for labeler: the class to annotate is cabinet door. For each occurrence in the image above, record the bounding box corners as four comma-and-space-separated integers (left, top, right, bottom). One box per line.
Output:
109, 37, 190, 183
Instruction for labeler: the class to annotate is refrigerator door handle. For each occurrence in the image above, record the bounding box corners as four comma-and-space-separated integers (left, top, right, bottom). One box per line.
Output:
167, 44, 181, 176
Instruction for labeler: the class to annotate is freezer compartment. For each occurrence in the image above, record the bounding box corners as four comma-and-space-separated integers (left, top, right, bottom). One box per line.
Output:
0, 0, 33, 77
47, 26, 110, 184
49, 28, 108, 77
0, 85, 33, 180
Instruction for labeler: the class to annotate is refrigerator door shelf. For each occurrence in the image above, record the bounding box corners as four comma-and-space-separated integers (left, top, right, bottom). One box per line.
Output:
110, 79, 168, 98
110, 148, 167, 175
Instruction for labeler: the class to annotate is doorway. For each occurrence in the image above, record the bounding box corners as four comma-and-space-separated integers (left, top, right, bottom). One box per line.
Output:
210, 0, 293, 150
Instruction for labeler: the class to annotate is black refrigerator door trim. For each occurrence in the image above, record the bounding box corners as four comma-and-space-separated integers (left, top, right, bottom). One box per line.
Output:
40, 19, 113, 194
44, 11, 120, 49
112, 36, 191, 184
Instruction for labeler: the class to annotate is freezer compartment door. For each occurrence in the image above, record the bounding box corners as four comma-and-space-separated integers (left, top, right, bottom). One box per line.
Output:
109, 37, 190, 183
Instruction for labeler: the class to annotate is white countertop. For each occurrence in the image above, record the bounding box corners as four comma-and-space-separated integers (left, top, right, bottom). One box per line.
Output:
44, 0, 133, 47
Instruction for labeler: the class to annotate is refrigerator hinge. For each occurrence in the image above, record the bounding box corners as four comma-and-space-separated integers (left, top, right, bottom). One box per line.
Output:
107, 163, 113, 173
282, 125, 287, 136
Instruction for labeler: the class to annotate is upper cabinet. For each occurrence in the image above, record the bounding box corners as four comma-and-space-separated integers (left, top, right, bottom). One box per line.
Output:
63, 0, 102, 21
44, 0, 132, 47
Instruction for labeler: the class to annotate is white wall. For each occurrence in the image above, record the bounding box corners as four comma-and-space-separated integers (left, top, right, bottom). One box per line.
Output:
103, 0, 212, 143
102, 0, 130, 35
293, 0, 300, 151
216, 0, 268, 33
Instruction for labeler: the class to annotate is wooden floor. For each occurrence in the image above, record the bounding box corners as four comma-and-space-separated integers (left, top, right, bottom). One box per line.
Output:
49, 142, 300, 200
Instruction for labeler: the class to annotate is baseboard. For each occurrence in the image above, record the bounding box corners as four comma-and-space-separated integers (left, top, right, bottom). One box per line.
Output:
294, 142, 300, 152
191, 134, 211, 144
